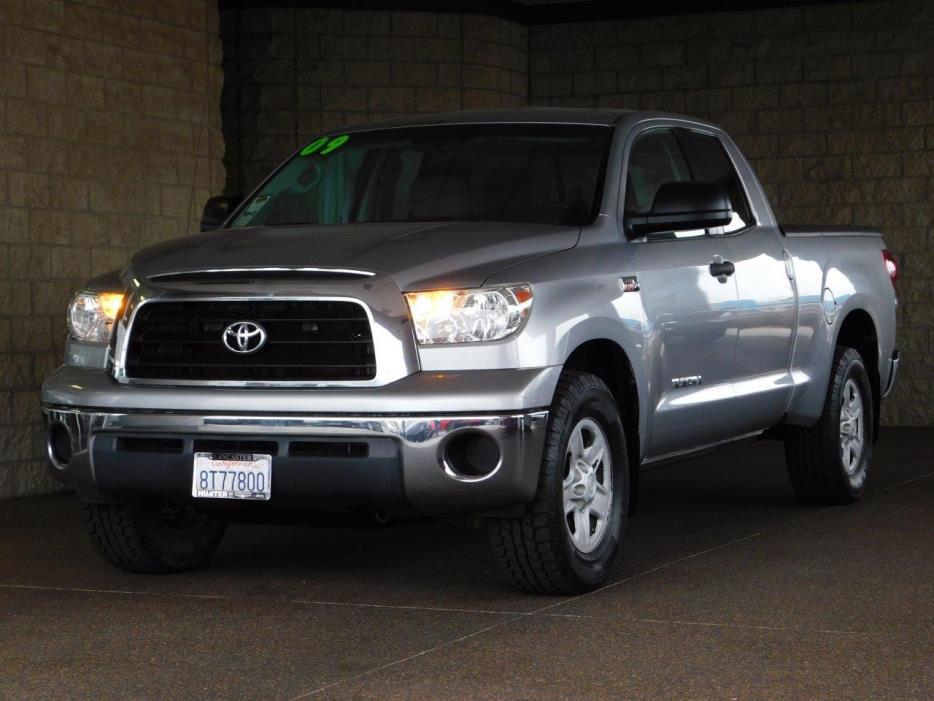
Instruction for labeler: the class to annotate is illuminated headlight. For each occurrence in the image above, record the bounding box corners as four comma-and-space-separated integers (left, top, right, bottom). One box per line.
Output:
405, 285, 532, 345
67, 291, 124, 344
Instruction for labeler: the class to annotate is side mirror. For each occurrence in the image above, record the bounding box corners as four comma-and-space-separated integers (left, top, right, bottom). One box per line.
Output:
200, 194, 242, 232
627, 182, 732, 237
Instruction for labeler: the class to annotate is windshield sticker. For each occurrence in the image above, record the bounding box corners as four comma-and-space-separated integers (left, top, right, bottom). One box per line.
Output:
240, 194, 271, 219
300, 134, 349, 157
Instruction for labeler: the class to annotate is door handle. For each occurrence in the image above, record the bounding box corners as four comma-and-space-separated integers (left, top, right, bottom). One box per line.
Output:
709, 256, 735, 281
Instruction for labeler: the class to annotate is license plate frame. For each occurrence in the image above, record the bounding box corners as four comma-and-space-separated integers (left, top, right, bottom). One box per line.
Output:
192, 452, 272, 501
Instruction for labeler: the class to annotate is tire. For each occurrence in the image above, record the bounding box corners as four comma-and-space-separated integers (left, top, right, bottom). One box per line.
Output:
488, 370, 629, 595
83, 501, 226, 573
784, 346, 873, 505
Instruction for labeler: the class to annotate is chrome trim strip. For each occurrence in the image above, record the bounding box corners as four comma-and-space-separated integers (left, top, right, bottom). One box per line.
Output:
148, 267, 376, 279
42, 406, 549, 458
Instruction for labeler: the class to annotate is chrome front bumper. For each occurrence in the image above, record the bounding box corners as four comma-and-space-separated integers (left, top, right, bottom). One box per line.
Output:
41, 406, 549, 516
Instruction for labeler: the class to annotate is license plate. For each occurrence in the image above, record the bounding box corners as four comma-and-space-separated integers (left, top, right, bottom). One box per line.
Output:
192, 452, 271, 501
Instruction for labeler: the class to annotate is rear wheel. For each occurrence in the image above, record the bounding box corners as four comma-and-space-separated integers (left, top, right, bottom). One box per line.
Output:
83, 501, 226, 573
784, 346, 873, 504
487, 370, 628, 595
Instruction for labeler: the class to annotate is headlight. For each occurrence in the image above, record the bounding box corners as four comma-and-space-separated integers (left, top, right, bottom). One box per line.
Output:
405, 285, 532, 345
67, 291, 124, 344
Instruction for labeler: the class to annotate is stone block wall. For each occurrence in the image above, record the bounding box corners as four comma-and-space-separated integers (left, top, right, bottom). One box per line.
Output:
220, 8, 527, 194
2, 0, 930, 499
0, 0, 226, 498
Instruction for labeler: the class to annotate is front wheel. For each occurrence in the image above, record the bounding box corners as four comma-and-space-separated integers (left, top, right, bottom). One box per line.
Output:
83, 501, 226, 573
784, 346, 873, 504
487, 370, 628, 595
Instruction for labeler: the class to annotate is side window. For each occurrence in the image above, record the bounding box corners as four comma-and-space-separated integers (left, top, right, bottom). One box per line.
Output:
675, 129, 753, 234
625, 129, 691, 215
625, 128, 706, 239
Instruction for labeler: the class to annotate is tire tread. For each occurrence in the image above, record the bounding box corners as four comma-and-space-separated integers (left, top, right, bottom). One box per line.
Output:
785, 346, 870, 505
83, 503, 165, 573
488, 370, 622, 595
83, 502, 225, 574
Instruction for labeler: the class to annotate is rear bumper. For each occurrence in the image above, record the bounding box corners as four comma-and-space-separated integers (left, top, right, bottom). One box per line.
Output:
41, 407, 548, 516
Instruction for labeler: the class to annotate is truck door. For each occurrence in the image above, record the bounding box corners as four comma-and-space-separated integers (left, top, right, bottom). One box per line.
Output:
623, 128, 741, 459
676, 129, 797, 435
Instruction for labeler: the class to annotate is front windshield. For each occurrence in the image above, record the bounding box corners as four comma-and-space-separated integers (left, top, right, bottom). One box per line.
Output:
230, 124, 613, 228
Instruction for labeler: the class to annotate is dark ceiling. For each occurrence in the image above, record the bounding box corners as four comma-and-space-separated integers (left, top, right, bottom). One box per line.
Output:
217, 0, 867, 25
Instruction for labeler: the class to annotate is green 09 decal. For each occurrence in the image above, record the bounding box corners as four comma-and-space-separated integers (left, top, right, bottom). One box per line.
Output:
300, 134, 349, 157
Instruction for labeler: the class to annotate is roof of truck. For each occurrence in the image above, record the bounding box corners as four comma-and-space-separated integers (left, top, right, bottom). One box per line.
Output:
337, 108, 719, 134
341, 107, 636, 132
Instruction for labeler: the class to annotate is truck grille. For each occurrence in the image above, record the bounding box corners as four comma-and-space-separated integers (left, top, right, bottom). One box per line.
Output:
123, 300, 376, 382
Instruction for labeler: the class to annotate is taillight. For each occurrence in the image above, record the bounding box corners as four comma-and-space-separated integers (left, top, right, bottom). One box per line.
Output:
882, 249, 898, 287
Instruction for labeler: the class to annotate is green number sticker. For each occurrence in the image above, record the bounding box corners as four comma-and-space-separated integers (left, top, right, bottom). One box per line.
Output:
300, 134, 349, 157
299, 137, 328, 156
320, 134, 349, 155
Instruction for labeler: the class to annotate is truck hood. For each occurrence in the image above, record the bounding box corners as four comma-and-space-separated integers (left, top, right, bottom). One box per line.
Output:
129, 221, 580, 290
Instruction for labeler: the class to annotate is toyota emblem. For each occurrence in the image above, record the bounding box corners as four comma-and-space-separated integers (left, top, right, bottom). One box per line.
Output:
222, 321, 267, 354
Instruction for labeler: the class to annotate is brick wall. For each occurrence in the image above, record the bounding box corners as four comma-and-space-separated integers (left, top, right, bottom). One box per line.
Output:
0, 0, 226, 498
220, 8, 527, 194
528, 0, 933, 425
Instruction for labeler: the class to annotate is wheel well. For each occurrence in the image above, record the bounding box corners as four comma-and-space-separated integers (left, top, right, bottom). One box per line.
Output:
564, 340, 640, 514
836, 309, 880, 442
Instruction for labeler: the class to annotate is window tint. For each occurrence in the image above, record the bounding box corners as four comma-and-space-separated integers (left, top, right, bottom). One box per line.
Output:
624, 130, 691, 214
230, 124, 613, 229
624, 127, 754, 239
675, 129, 753, 233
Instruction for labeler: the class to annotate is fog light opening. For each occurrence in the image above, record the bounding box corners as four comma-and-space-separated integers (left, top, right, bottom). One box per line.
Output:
47, 422, 73, 470
443, 432, 502, 481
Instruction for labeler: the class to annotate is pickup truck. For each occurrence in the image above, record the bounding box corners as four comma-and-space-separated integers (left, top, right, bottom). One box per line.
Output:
41, 109, 900, 594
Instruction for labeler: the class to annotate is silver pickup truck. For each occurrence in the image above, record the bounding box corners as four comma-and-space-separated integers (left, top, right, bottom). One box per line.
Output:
42, 109, 899, 594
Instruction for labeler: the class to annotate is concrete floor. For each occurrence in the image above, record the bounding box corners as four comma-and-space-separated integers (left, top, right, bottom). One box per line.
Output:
1, 429, 931, 700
